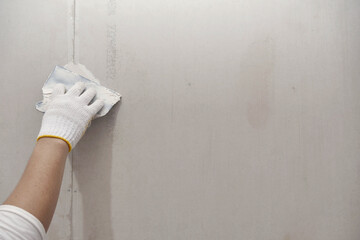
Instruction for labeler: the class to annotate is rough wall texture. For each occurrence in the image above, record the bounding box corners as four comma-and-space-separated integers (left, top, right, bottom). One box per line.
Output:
1, 0, 360, 239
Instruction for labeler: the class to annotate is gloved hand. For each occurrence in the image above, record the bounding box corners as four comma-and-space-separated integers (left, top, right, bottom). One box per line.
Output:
37, 82, 104, 152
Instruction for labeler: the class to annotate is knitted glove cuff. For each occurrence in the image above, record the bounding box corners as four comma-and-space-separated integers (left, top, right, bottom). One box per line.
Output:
37, 113, 88, 152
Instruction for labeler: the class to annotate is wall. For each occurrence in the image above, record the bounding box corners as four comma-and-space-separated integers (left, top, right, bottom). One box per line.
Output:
1, 0, 360, 239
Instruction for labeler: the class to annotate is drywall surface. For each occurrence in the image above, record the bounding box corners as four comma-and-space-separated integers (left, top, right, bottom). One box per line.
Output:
0, 1, 72, 239
1, 0, 360, 240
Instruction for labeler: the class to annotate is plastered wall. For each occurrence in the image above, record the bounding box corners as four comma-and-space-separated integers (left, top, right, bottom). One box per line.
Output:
1, 0, 360, 239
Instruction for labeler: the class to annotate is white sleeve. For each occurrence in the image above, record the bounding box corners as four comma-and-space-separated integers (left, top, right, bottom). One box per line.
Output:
0, 205, 46, 240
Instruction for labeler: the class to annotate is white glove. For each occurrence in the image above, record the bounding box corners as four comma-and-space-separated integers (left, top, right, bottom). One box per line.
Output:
37, 82, 104, 151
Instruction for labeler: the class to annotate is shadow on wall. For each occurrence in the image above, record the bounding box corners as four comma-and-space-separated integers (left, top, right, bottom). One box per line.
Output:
73, 101, 121, 240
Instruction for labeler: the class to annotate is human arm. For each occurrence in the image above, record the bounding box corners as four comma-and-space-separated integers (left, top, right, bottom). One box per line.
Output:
3, 137, 68, 231
1, 82, 104, 234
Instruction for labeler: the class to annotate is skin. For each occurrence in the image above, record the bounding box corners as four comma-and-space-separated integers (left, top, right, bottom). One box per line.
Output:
4, 137, 69, 232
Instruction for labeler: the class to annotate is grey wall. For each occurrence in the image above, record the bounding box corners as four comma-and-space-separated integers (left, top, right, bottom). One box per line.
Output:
1, 0, 360, 239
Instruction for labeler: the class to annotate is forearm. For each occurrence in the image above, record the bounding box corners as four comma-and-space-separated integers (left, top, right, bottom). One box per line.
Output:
4, 137, 68, 231
2, 82, 104, 234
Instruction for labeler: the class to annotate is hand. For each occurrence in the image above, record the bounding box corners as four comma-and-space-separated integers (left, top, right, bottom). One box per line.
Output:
37, 82, 104, 151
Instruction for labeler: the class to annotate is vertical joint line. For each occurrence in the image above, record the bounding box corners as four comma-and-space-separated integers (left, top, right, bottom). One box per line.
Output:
72, 0, 76, 63
70, 151, 74, 240
70, 1, 76, 238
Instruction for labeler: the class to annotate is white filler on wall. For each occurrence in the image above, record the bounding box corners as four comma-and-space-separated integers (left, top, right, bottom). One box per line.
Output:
36, 65, 121, 118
